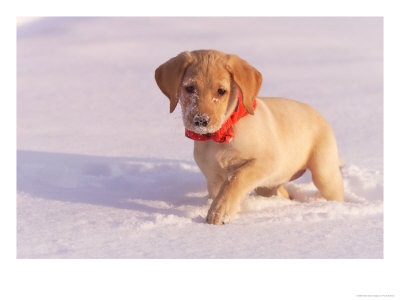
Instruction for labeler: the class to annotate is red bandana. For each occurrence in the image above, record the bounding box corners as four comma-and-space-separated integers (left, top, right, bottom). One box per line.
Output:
185, 90, 257, 143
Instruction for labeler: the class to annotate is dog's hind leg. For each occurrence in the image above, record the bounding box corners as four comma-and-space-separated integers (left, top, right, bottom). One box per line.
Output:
309, 137, 344, 202
311, 164, 344, 201
277, 185, 291, 199
255, 185, 291, 199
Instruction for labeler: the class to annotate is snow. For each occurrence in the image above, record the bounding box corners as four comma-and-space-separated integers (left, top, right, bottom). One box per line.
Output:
17, 17, 383, 259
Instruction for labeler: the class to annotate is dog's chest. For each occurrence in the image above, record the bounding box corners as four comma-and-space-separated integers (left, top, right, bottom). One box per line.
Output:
194, 141, 250, 174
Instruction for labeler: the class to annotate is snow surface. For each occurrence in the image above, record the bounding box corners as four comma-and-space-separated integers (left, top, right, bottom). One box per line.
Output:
17, 17, 383, 258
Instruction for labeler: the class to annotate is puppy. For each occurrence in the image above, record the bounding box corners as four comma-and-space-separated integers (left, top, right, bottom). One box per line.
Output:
155, 49, 344, 225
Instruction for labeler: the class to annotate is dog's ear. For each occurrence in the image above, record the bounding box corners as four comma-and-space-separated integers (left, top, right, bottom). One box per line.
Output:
155, 51, 194, 113
225, 54, 262, 115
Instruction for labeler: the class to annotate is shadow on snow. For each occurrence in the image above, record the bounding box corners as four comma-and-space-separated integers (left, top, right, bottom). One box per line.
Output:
17, 150, 207, 215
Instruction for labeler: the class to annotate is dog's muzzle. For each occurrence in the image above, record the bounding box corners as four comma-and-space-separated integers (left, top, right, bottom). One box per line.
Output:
193, 114, 210, 127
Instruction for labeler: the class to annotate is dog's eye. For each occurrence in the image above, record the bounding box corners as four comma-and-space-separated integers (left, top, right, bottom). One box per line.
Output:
186, 86, 195, 93
218, 89, 226, 96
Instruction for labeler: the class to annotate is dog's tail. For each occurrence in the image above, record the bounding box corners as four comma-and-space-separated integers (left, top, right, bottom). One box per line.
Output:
338, 157, 344, 169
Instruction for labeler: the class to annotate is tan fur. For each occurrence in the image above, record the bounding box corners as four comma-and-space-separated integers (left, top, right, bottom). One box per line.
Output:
155, 50, 344, 225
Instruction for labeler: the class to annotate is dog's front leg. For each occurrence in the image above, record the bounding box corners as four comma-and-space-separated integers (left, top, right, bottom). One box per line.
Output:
206, 160, 263, 225
206, 173, 225, 200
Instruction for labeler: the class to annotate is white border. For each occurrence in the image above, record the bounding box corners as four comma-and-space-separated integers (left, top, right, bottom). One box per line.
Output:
4, 0, 399, 299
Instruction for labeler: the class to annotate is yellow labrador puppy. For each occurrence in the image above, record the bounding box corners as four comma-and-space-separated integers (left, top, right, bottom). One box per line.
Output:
155, 49, 344, 225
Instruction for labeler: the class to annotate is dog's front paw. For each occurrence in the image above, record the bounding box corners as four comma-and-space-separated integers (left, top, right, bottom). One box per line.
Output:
206, 210, 230, 225
206, 202, 238, 225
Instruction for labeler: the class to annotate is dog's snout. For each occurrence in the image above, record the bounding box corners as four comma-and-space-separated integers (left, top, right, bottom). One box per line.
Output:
193, 114, 210, 127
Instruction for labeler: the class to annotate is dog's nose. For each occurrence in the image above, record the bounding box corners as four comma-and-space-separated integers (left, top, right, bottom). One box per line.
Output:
193, 114, 210, 127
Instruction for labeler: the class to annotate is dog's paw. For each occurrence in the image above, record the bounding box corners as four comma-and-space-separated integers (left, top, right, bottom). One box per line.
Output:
206, 202, 237, 225
206, 210, 230, 225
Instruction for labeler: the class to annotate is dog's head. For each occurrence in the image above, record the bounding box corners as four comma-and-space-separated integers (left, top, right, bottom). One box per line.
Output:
155, 50, 262, 134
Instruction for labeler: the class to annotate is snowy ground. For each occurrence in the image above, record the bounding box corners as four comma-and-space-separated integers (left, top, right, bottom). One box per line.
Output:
17, 17, 383, 258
